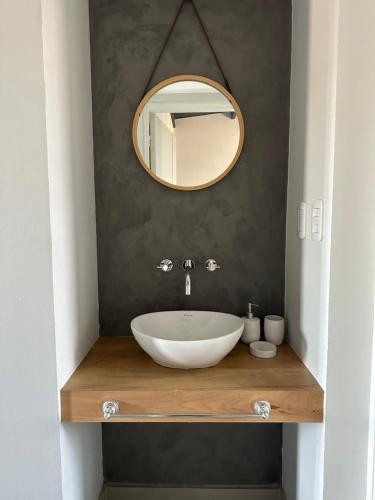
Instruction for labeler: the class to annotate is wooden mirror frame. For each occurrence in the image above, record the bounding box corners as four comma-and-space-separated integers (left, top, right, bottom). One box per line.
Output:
132, 75, 245, 191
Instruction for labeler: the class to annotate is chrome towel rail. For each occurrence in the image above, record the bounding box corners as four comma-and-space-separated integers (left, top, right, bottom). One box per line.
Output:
102, 400, 271, 420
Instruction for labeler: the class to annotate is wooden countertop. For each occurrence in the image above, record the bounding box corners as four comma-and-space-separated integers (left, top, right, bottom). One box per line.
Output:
61, 337, 324, 423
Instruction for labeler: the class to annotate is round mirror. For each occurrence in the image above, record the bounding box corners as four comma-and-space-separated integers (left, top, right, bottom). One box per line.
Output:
132, 75, 244, 190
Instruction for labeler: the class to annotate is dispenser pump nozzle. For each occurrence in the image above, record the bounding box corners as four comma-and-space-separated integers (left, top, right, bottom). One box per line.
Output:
247, 302, 259, 319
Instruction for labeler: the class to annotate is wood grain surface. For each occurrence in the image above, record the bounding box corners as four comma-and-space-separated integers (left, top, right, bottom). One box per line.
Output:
61, 337, 324, 423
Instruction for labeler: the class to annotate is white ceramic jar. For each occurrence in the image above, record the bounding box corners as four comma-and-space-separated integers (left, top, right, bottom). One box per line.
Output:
264, 315, 285, 345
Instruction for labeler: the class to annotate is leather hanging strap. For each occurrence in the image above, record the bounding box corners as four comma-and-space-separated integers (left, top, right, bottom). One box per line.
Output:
142, 0, 232, 97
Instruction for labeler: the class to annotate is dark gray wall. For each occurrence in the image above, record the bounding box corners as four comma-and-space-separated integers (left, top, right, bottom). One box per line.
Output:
103, 424, 282, 486
89, 0, 291, 486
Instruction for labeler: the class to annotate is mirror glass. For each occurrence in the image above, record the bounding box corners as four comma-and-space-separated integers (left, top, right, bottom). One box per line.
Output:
133, 76, 244, 190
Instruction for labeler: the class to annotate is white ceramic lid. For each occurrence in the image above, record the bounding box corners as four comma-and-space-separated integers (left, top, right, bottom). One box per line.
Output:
250, 341, 277, 358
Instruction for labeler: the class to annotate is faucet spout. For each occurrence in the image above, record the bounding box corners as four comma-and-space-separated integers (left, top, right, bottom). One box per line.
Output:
185, 270, 191, 295
182, 259, 195, 296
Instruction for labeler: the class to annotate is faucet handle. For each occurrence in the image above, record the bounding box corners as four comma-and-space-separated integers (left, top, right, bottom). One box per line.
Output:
157, 259, 173, 272
205, 258, 221, 272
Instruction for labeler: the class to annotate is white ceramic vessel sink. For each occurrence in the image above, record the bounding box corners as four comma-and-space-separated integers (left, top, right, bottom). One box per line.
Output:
131, 311, 244, 369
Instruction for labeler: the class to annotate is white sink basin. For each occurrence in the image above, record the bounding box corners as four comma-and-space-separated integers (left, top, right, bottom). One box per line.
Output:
131, 311, 244, 369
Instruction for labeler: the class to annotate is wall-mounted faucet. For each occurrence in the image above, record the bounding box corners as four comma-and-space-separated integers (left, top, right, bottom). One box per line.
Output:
156, 257, 220, 295
182, 259, 195, 295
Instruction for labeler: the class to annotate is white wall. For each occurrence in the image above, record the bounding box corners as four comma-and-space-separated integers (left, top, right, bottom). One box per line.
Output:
42, 0, 99, 390
283, 1, 339, 499
41, 1, 102, 499
323, 0, 375, 498
285, 1, 375, 499
0, 1, 102, 498
0, 1, 63, 498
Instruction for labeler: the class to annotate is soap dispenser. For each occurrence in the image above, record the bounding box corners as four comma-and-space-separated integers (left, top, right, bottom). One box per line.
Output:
241, 302, 261, 344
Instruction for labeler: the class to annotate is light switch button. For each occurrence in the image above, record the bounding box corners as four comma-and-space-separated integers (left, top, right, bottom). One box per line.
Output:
311, 199, 324, 241
312, 207, 320, 217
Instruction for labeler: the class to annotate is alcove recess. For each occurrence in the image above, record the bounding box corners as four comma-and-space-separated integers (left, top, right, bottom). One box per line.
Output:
60, 338, 323, 423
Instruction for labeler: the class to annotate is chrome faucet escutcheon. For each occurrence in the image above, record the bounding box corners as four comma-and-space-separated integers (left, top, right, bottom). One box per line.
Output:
205, 258, 221, 272
156, 259, 173, 272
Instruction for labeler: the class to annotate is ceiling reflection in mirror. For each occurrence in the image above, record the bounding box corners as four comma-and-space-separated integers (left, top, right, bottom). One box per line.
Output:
133, 77, 244, 190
